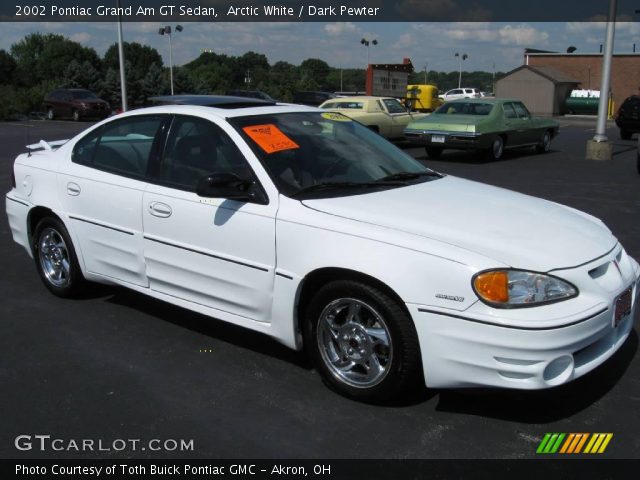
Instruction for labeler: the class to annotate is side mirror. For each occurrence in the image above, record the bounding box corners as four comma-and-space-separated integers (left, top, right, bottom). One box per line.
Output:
196, 172, 266, 204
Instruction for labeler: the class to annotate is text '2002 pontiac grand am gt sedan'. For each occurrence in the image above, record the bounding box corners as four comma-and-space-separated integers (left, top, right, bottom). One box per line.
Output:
5, 96, 639, 402
404, 98, 560, 161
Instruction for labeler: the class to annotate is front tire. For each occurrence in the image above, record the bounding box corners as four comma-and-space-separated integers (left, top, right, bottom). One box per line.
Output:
72, 109, 80, 122
33, 217, 85, 297
303, 280, 421, 403
536, 130, 552, 153
46, 108, 54, 120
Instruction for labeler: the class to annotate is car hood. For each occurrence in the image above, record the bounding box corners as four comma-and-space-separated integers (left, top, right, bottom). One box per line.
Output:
301, 176, 616, 271
406, 114, 486, 132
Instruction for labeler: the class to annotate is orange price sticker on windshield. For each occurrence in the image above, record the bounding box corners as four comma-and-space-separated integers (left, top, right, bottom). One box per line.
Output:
243, 124, 299, 154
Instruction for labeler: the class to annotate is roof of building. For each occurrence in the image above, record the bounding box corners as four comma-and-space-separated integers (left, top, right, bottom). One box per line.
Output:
369, 59, 414, 73
500, 65, 580, 84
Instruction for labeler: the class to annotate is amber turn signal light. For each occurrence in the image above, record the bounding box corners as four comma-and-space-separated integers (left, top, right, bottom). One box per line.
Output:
473, 271, 509, 303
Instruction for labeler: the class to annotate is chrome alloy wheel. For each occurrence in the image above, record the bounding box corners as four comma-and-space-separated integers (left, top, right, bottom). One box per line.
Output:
492, 137, 504, 159
542, 131, 551, 151
38, 227, 71, 288
317, 298, 393, 388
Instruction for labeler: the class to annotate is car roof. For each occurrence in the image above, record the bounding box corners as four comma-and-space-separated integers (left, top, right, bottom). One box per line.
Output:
111, 103, 320, 120
445, 98, 516, 104
323, 96, 397, 102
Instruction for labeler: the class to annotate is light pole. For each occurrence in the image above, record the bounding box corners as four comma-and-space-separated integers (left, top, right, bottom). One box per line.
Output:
586, 0, 617, 161
423, 63, 428, 84
455, 52, 468, 88
116, 0, 127, 111
360, 38, 378, 66
158, 24, 183, 95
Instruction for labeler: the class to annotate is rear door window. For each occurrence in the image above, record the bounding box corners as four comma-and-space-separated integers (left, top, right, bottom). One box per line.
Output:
503, 103, 518, 119
71, 115, 164, 179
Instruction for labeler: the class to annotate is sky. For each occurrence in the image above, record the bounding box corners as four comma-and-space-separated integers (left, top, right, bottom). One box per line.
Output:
2, 21, 640, 73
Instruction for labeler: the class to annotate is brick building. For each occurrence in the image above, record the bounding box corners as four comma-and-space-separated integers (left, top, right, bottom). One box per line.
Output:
525, 51, 640, 112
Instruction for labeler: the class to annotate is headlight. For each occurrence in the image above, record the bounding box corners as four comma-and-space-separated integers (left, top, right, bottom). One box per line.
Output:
472, 269, 578, 308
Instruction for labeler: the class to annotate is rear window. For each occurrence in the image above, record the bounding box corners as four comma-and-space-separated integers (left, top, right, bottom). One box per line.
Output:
71, 90, 98, 100
322, 102, 363, 109
435, 102, 494, 115
383, 98, 407, 113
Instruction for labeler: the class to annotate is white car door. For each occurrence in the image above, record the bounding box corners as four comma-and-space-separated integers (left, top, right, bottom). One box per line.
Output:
58, 115, 166, 286
142, 115, 277, 322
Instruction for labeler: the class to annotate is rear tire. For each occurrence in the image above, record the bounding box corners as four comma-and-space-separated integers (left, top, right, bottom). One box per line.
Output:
46, 108, 54, 120
425, 146, 443, 159
486, 136, 504, 161
72, 109, 80, 122
620, 129, 632, 140
303, 280, 422, 403
33, 217, 85, 298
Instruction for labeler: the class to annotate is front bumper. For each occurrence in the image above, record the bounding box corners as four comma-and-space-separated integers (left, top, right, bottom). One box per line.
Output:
404, 128, 489, 150
408, 249, 640, 389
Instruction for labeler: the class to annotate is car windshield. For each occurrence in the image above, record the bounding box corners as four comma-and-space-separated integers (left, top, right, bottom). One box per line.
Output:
72, 90, 98, 99
229, 111, 437, 198
434, 102, 494, 115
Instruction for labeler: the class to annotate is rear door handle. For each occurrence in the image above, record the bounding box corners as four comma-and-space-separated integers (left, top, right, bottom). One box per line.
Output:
148, 202, 172, 218
67, 182, 81, 196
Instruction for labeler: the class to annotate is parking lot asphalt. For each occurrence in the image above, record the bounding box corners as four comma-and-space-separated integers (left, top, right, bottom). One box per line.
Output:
1, 118, 639, 460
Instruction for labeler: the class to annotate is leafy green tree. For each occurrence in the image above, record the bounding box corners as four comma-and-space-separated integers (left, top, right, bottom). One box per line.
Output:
99, 68, 122, 109
171, 66, 194, 95
300, 58, 331, 89
103, 42, 163, 79
11, 33, 100, 88
142, 62, 168, 101
0, 49, 16, 85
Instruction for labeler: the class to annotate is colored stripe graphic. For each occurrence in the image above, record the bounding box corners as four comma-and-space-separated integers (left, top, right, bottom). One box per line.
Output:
537, 433, 613, 454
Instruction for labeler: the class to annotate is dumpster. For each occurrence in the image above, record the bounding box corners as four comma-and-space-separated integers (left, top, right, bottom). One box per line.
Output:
565, 96, 600, 115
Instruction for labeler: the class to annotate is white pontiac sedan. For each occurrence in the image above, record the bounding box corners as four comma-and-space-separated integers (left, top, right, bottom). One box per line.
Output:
5, 96, 639, 402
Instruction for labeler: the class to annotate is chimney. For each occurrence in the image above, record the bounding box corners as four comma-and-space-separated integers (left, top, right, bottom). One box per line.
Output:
403, 58, 411, 64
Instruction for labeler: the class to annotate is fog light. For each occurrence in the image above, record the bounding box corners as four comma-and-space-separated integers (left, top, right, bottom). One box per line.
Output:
543, 355, 574, 386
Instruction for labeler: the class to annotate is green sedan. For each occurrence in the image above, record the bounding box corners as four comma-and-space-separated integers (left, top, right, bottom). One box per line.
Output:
404, 98, 560, 160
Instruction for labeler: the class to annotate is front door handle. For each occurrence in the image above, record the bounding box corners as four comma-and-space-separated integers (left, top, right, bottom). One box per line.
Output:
67, 182, 81, 196
148, 202, 172, 218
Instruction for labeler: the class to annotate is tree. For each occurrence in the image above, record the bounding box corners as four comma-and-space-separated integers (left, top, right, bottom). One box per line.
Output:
300, 58, 331, 88
142, 62, 168, 101
103, 42, 163, 82
11, 33, 100, 88
99, 68, 122, 108
172, 67, 195, 94
0, 49, 16, 85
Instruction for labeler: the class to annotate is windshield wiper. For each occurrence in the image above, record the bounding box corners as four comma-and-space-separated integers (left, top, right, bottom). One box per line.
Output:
375, 170, 444, 182
291, 181, 405, 198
